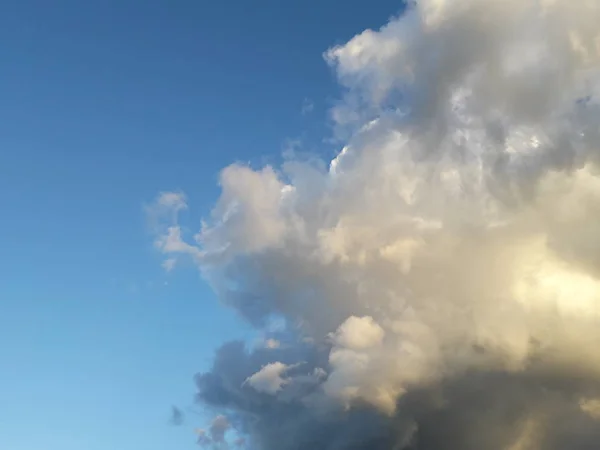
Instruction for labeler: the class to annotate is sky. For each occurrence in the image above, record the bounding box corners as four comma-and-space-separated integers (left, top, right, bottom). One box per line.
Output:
0, 1, 404, 449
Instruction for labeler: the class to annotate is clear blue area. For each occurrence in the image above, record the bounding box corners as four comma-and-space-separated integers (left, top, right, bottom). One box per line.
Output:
0, 1, 403, 449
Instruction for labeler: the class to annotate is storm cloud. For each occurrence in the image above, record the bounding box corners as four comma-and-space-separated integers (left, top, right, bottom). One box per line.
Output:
150, 0, 600, 448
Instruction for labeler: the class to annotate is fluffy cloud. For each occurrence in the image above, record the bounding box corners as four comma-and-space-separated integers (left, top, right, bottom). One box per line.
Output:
245, 362, 291, 394
150, 0, 600, 448
329, 316, 384, 351
196, 415, 231, 448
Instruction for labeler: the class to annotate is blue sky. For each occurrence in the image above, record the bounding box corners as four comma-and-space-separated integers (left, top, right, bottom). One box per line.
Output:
0, 1, 402, 449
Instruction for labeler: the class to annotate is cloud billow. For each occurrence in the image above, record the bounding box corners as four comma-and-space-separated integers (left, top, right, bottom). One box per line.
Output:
149, 0, 600, 448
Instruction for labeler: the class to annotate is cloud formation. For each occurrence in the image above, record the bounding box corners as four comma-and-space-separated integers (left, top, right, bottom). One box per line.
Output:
244, 362, 292, 394
196, 415, 231, 448
301, 98, 315, 115
150, 0, 600, 448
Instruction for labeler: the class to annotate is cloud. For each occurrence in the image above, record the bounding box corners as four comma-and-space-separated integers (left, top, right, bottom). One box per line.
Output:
329, 316, 384, 351
196, 415, 231, 448
152, 0, 600, 448
156, 191, 187, 211
162, 258, 177, 272
245, 362, 291, 394
147, 192, 203, 266
169, 406, 184, 426
146, 191, 188, 226
301, 98, 314, 115
209, 415, 231, 443
146, 191, 200, 269
263, 338, 281, 349
155, 226, 201, 257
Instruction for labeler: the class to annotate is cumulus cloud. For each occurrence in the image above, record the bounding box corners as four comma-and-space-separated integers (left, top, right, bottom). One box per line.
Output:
150, 0, 600, 448
329, 316, 384, 351
196, 415, 231, 448
245, 362, 291, 394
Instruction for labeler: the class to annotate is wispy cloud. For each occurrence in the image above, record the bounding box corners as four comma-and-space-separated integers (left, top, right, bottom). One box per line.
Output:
146, 192, 201, 271
161, 258, 177, 272
145, 191, 188, 227
301, 97, 314, 115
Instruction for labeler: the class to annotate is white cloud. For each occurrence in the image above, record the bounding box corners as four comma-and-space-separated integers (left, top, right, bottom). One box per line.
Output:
146, 191, 201, 270
154, 226, 202, 258
329, 316, 384, 351
197, 165, 290, 257
301, 98, 314, 115
146, 191, 187, 227
580, 397, 600, 420
153, 1, 600, 447
156, 191, 187, 211
161, 258, 177, 272
245, 362, 291, 394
